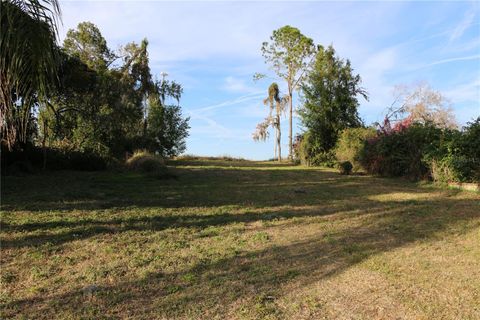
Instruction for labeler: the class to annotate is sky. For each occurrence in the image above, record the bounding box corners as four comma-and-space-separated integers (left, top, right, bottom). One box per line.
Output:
58, 0, 480, 160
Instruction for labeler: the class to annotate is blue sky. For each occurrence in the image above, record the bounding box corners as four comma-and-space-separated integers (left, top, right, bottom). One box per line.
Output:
59, 1, 480, 160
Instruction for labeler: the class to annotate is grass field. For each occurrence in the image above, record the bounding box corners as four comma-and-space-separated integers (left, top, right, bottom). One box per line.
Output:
1, 159, 479, 319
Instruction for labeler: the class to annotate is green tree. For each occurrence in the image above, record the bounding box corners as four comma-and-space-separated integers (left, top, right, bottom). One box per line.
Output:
63, 21, 115, 72
50, 22, 157, 157
1, 0, 61, 149
299, 45, 367, 157
257, 25, 315, 160
11, 18, 189, 164
145, 78, 189, 157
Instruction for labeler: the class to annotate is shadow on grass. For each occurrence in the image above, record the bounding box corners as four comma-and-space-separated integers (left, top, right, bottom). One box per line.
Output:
1, 200, 395, 248
2, 162, 479, 318
1, 166, 452, 248
168, 159, 297, 168
1, 165, 428, 213
2, 195, 479, 318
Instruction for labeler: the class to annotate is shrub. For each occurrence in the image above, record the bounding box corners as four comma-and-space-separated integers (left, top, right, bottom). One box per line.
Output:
429, 154, 479, 184
338, 161, 353, 175
359, 123, 443, 179
126, 151, 171, 178
359, 120, 480, 183
309, 151, 336, 167
126, 150, 164, 171
335, 127, 376, 172
1, 145, 108, 174
463, 117, 480, 159
425, 119, 480, 183
295, 132, 336, 167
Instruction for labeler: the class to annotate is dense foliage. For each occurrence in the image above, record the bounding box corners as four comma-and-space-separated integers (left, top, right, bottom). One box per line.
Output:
0, 0, 60, 149
1, 10, 190, 172
335, 127, 376, 172
294, 131, 336, 167
338, 161, 353, 175
360, 118, 480, 182
1, 145, 108, 173
298, 45, 367, 166
40, 22, 189, 159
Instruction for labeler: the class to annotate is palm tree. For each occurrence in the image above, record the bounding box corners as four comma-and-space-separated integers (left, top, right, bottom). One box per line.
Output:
0, 0, 61, 149
253, 83, 288, 161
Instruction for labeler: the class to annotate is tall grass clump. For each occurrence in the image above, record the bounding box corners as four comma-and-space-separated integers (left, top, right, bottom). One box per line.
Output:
126, 150, 171, 178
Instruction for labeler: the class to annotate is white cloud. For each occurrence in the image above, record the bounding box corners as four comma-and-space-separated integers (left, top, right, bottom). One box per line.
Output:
222, 76, 257, 93
419, 54, 480, 69
449, 10, 476, 42
444, 77, 480, 104
187, 112, 234, 139
189, 92, 264, 113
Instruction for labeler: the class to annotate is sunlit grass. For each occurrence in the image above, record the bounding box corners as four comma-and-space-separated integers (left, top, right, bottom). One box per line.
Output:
1, 160, 479, 319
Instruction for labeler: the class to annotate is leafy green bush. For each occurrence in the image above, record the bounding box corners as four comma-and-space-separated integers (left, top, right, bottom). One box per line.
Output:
360, 119, 480, 182
425, 118, 480, 183
338, 161, 353, 175
431, 154, 479, 183
359, 123, 443, 179
296, 132, 336, 167
309, 151, 336, 167
335, 127, 376, 172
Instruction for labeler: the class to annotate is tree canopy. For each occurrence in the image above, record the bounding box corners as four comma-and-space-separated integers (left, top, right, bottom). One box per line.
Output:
2, 13, 189, 162
299, 45, 367, 154
258, 25, 316, 160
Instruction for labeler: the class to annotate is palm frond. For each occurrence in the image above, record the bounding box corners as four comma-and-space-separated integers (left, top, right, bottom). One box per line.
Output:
0, 0, 61, 148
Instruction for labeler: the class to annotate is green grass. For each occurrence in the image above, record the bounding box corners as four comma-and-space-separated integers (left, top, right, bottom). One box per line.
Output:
1, 159, 479, 319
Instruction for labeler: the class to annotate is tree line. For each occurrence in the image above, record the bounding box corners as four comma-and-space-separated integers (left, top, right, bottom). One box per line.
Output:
253, 25, 478, 183
1, 0, 189, 171
253, 26, 366, 162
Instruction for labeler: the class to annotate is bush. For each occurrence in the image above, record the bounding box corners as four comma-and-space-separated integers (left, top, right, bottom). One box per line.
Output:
126, 150, 164, 171
425, 119, 480, 183
1, 145, 108, 174
359, 123, 442, 179
309, 151, 336, 167
295, 132, 336, 167
429, 154, 479, 184
335, 127, 376, 172
126, 151, 172, 179
359, 119, 480, 183
338, 161, 353, 175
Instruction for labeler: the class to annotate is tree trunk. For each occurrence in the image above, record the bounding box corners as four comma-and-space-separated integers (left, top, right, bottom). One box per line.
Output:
288, 91, 293, 161
277, 116, 282, 162
274, 126, 277, 160
42, 119, 47, 170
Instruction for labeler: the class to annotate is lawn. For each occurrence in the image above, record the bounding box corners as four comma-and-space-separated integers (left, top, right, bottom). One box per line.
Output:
1, 159, 479, 319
